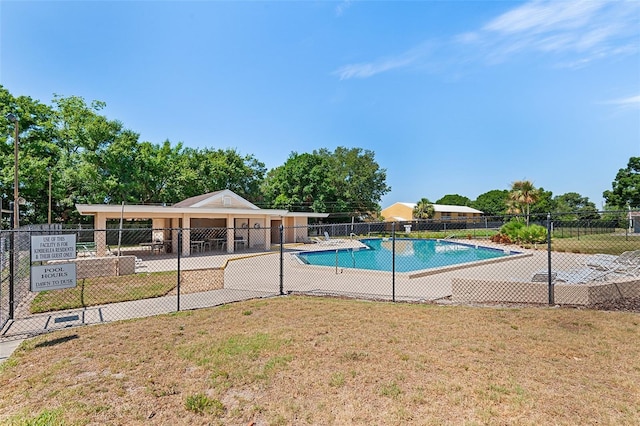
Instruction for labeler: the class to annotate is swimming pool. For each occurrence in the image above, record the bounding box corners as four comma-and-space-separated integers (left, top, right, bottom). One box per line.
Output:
295, 238, 517, 273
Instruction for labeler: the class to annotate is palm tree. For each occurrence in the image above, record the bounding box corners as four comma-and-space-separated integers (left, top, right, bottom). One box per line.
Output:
413, 198, 434, 219
508, 180, 540, 226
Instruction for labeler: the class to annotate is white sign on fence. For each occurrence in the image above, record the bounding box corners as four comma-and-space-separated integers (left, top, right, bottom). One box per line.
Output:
31, 263, 77, 292
31, 234, 77, 261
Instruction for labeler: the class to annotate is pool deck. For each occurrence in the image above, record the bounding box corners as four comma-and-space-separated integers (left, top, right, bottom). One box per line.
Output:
222, 240, 551, 302
129, 238, 560, 303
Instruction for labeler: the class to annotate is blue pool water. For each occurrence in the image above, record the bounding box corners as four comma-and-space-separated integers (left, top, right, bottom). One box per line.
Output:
295, 238, 514, 273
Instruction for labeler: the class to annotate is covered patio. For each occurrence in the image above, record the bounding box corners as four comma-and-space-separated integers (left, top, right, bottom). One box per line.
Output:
76, 189, 328, 257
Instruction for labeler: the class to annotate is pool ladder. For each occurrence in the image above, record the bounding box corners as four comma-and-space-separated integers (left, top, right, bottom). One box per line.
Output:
335, 247, 356, 274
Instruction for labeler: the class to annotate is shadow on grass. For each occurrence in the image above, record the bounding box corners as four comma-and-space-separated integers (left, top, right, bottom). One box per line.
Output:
34, 334, 79, 348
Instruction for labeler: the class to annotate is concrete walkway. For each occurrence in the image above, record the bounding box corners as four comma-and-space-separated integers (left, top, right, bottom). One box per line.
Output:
0, 288, 277, 363
0, 339, 23, 364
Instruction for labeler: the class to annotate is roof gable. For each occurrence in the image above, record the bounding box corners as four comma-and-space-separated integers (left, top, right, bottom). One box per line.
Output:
432, 204, 483, 214
383, 202, 483, 215
172, 189, 259, 210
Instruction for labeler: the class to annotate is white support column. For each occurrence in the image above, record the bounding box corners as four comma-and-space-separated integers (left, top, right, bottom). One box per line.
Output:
171, 218, 180, 254
95, 213, 107, 257
151, 218, 164, 241
264, 216, 271, 250
226, 215, 234, 253
182, 215, 191, 256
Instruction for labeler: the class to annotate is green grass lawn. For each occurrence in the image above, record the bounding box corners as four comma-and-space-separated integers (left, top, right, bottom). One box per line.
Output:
550, 233, 640, 255
30, 271, 177, 313
2, 297, 639, 425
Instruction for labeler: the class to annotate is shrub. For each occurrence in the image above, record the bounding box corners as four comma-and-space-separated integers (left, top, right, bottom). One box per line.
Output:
518, 224, 547, 244
496, 220, 547, 244
500, 219, 525, 242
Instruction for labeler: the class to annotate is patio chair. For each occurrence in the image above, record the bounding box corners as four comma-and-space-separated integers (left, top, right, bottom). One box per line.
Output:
234, 236, 246, 250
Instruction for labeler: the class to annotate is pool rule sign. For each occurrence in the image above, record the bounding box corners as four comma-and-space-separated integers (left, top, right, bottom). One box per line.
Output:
30, 235, 77, 292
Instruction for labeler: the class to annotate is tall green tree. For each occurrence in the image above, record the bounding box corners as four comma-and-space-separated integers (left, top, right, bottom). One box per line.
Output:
51, 94, 131, 221
262, 147, 390, 216
413, 198, 434, 219
603, 157, 640, 209
435, 194, 471, 206
316, 147, 390, 216
1, 86, 60, 225
528, 187, 556, 216
135, 140, 186, 204
178, 147, 266, 202
262, 152, 332, 211
554, 192, 599, 220
1, 86, 269, 223
472, 190, 508, 216
508, 180, 540, 226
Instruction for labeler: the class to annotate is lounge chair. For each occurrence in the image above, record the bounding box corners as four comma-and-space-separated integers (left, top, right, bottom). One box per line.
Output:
309, 232, 338, 245
579, 250, 640, 278
531, 268, 607, 284
532, 251, 640, 284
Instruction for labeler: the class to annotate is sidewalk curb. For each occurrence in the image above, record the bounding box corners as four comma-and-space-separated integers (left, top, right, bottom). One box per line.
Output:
0, 339, 24, 365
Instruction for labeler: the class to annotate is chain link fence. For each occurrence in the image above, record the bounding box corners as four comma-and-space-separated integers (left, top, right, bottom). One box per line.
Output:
2, 211, 639, 341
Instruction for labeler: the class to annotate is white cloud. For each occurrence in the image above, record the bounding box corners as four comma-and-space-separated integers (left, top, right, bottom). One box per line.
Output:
333, 56, 413, 80
333, 44, 429, 80
333, 0, 639, 79
335, 0, 352, 17
484, 0, 602, 35
603, 95, 640, 108
472, 0, 640, 62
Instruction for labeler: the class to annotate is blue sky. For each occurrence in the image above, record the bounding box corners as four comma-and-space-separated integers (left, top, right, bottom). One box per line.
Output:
1, 0, 639, 210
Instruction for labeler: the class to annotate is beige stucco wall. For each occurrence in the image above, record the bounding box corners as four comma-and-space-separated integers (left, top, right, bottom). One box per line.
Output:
177, 268, 224, 294
451, 277, 640, 306
381, 204, 413, 221
381, 203, 483, 222
50, 256, 136, 279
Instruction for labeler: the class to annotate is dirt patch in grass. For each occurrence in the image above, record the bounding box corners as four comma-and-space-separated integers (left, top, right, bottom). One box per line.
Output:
590, 297, 640, 313
1, 296, 639, 425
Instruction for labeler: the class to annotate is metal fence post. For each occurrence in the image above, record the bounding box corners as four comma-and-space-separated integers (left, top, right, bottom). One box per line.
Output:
177, 228, 182, 311
392, 222, 396, 302
8, 206, 14, 320
547, 213, 554, 305
279, 224, 284, 295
